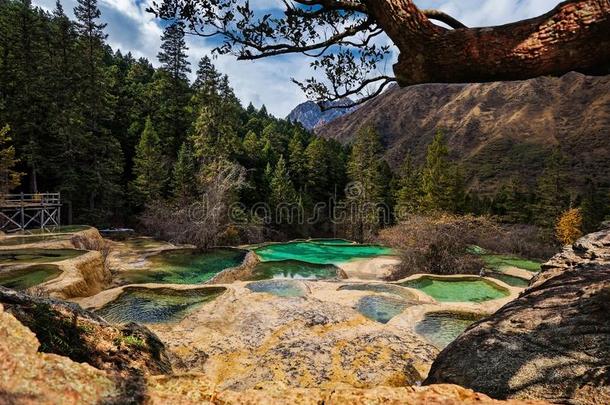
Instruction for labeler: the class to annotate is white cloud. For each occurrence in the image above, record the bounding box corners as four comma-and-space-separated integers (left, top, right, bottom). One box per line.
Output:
32, 0, 564, 117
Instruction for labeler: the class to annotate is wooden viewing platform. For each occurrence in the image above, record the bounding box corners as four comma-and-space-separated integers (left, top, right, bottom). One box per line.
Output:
0, 193, 61, 233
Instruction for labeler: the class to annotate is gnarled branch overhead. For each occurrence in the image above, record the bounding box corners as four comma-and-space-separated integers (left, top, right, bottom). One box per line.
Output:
148, 0, 610, 104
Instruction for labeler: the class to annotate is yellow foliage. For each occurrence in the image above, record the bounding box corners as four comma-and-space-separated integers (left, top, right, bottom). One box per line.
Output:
555, 208, 583, 245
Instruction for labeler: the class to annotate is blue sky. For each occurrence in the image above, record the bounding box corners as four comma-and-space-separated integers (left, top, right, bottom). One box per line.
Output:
32, 0, 563, 117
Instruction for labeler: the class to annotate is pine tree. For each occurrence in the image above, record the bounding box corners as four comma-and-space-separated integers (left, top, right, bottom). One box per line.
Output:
580, 178, 608, 233
131, 118, 167, 203
421, 130, 453, 212
270, 155, 298, 206
73, 0, 123, 222
192, 55, 221, 94
288, 134, 307, 191
0, 125, 23, 195
346, 126, 389, 241
157, 22, 190, 82
395, 153, 422, 217
269, 155, 298, 226
172, 140, 196, 201
533, 148, 570, 227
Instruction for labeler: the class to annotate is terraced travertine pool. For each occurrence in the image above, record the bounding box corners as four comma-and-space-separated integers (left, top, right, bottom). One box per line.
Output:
488, 272, 530, 288
248, 260, 340, 281
400, 276, 509, 302
355, 295, 413, 324
253, 241, 394, 265
0, 249, 85, 265
0, 234, 73, 246
481, 254, 542, 272
95, 286, 226, 324
0, 264, 62, 290
338, 283, 418, 300
246, 280, 308, 297
415, 312, 484, 349
117, 248, 246, 285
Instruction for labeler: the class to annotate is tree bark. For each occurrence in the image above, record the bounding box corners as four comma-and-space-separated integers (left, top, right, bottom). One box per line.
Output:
367, 0, 610, 86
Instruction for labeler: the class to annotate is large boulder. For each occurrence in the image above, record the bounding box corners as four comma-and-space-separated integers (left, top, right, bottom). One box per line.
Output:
424, 227, 610, 404
0, 287, 172, 377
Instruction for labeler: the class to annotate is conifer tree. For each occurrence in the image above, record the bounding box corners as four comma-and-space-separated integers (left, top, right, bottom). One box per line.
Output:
172, 140, 196, 201
0, 125, 23, 195
421, 130, 453, 212
288, 134, 307, 191
131, 118, 167, 203
533, 148, 570, 227
579, 178, 608, 233
269, 155, 298, 226
347, 126, 389, 241
158, 22, 190, 82
395, 153, 422, 217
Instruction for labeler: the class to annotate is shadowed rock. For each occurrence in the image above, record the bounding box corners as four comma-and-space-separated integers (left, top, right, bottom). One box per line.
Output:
424, 227, 610, 404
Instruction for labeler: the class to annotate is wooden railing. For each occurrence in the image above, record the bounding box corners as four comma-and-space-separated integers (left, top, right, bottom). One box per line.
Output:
0, 193, 61, 206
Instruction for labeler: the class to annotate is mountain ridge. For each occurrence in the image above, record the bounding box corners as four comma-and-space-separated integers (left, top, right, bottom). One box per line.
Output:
315, 72, 610, 194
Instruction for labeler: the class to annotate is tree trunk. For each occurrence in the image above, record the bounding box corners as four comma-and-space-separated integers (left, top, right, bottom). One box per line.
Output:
368, 0, 610, 86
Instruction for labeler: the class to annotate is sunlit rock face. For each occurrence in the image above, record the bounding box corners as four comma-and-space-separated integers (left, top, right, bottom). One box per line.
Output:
425, 227, 610, 404
143, 281, 438, 391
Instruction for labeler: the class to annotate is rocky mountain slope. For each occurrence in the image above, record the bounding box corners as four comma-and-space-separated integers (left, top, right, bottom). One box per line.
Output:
425, 224, 610, 404
287, 98, 356, 130
316, 72, 610, 194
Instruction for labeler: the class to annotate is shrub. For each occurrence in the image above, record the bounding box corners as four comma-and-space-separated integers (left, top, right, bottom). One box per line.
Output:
378, 214, 557, 280
555, 208, 583, 245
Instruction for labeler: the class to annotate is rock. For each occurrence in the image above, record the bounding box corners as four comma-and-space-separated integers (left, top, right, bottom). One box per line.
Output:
44, 250, 111, 299
0, 291, 546, 405
147, 282, 439, 390
424, 227, 610, 404
0, 287, 172, 377
0, 301, 118, 404
147, 375, 548, 404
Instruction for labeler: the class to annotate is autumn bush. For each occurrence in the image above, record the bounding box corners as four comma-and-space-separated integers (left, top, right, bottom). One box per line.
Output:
555, 208, 583, 245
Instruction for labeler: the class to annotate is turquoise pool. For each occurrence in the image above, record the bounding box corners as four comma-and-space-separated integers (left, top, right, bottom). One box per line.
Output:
246, 280, 308, 297
0, 264, 62, 290
253, 241, 394, 265
0, 249, 85, 265
338, 283, 418, 300
400, 276, 509, 302
488, 272, 530, 288
95, 286, 225, 324
355, 295, 412, 324
248, 260, 340, 281
117, 248, 246, 285
415, 312, 483, 349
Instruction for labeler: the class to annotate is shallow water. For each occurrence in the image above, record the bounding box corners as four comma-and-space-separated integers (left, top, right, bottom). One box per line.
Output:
254, 241, 394, 265
309, 238, 355, 245
0, 249, 85, 265
0, 234, 72, 246
481, 254, 541, 272
118, 248, 246, 285
488, 272, 530, 288
248, 260, 339, 281
25, 225, 91, 234
338, 283, 418, 300
246, 280, 308, 297
0, 264, 62, 290
123, 237, 173, 252
415, 312, 483, 349
95, 286, 225, 324
355, 295, 412, 324
400, 276, 509, 302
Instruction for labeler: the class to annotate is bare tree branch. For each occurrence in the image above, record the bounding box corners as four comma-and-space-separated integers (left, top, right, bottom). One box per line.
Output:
421, 9, 467, 29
